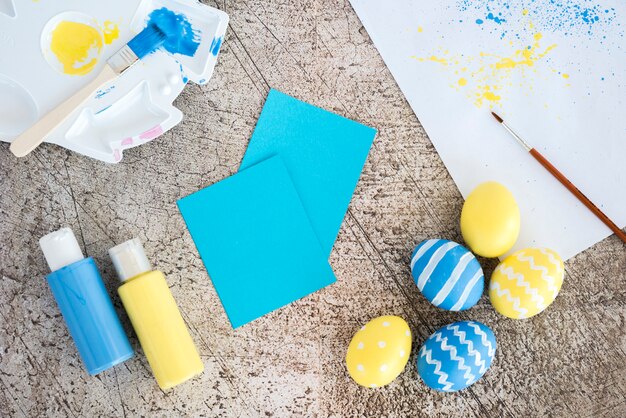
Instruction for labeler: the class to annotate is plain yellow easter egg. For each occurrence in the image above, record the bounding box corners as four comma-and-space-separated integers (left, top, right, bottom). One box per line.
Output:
490, 248, 564, 319
461, 181, 520, 258
346, 316, 412, 388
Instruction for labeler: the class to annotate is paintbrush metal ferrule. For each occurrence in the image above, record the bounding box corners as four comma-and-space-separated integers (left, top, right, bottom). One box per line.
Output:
501, 121, 532, 152
107, 45, 139, 74
492, 112, 532, 152
108, 24, 166, 74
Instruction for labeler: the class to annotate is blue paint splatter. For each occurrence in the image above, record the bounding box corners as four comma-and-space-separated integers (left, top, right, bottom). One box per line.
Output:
95, 85, 116, 99
486, 12, 506, 24
95, 105, 111, 115
179, 63, 189, 84
457, 0, 619, 39
210, 36, 223, 56
146, 8, 201, 57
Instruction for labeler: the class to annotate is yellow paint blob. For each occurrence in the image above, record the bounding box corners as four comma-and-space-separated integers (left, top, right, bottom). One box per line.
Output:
522, 9, 529, 16
48, 19, 118, 76
461, 181, 520, 257
476, 85, 502, 105
417, 26, 424, 33
562, 73, 570, 79
482, 90, 501, 102
50, 21, 103, 76
102, 21, 120, 45
458, 77, 467, 86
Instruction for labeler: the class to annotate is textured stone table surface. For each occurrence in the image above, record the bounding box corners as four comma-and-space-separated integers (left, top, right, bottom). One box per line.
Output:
1, 1, 625, 417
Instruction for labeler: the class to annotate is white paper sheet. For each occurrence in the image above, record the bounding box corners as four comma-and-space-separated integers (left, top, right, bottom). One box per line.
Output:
350, 0, 626, 260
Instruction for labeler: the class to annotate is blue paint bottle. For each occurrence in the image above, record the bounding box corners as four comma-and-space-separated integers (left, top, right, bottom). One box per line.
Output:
40, 228, 134, 375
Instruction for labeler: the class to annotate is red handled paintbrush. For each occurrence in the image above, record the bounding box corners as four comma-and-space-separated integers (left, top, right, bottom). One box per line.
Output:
491, 111, 626, 244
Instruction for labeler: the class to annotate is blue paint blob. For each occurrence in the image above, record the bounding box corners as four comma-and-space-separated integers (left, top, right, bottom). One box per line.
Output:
486, 12, 506, 24
210, 36, 223, 56
146, 8, 201, 57
475, 18, 484, 24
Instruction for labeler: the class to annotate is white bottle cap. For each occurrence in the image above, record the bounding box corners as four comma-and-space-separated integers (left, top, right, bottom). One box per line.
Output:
108, 238, 152, 282
39, 227, 85, 272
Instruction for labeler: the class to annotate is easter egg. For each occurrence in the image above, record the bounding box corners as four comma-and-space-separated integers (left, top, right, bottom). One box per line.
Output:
411, 239, 484, 311
418, 321, 496, 392
460, 181, 520, 258
346, 316, 412, 388
489, 248, 564, 319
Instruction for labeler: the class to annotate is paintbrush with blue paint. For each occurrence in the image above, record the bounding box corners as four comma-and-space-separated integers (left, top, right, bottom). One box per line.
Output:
10, 24, 167, 158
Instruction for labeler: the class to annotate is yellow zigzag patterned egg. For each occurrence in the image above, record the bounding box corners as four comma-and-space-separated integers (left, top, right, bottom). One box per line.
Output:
489, 248, 564, 319
346, 316, 412, 388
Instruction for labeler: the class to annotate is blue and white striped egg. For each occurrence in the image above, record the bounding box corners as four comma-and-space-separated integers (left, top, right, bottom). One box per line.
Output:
410, 239, 484, 311
417, 321, 496, 392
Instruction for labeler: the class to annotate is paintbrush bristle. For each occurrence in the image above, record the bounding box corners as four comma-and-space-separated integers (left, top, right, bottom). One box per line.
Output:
491, 112, 503, 123
128, 24, 167, 60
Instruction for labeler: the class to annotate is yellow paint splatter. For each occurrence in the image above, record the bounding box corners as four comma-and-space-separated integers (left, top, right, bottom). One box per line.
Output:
414, 55, 448, 65
562, 73, 570, 79
477, 85, 501, 104
522, 9, 529, 16
418, 26, 424, 33
50, 21, 103, 76
102, 21, 120, 45
494, 33, 556, 69
411, 25, 562, 108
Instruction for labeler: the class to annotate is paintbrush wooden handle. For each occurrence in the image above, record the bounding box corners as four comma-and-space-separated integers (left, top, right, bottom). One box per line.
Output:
530, 148, 626, 243
10, 65, 117, 158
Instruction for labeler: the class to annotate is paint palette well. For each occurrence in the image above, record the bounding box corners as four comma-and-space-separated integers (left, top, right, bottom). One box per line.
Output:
0, 0, 228, 162
132, 0, 227, 84
0, 75, 38, 138
40, 11, 106, 76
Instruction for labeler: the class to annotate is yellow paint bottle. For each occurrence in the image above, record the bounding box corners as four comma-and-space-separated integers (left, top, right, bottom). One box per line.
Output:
109, 239, 203, 390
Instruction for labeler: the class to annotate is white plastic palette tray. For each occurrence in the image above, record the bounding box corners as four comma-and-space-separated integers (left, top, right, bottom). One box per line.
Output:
0, 0, 228, 162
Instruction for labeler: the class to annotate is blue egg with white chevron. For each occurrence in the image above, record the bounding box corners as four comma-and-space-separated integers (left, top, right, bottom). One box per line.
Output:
417, 321, 496, 392
410, 239, 484, 311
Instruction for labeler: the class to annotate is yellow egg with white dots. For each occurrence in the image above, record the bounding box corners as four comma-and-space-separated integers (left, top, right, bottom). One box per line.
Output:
346, 316, 412, 388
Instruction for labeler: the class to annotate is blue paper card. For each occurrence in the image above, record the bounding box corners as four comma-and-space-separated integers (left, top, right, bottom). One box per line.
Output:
177, 156, 336, 328
240, 89, 377, 257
